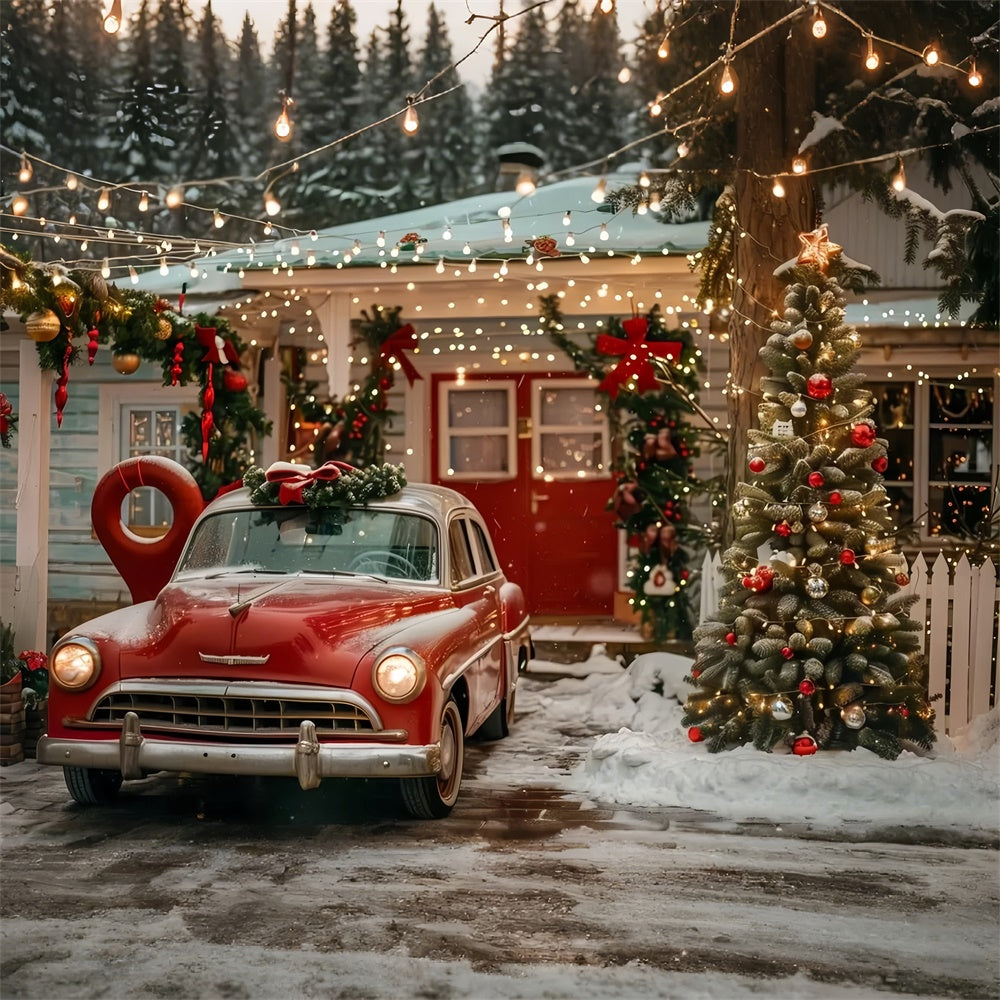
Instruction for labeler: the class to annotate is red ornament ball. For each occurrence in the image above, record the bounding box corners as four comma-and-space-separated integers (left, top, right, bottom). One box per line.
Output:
850, 423, 877, 448
895, 573, 909, 586
828, 491, 842, 506
222, 368, 248, 393
688, 727, 704, 743
799, 680, 816, 696
691, 668, 701, 679
726, 632, 737, 645
792, 735, 818, 756
872, 456, 889, 473
749, 457, 766, 474
807, 472, 825, 488
840, 548, 856, 565
781, 646, 794, 659
774, 521, 791, 537
807, 373, 833, 399
900, 707, 910, 718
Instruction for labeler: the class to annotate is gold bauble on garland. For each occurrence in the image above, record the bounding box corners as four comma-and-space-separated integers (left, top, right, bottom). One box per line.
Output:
155, 318, 173, 340
111, 351, 142, 375
25, 309, 62, 342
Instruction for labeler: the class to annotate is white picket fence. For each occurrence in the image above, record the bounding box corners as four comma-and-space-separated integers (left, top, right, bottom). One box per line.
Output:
698, 549, 999, 735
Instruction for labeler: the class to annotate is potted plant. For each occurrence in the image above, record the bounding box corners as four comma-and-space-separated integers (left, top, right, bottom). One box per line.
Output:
0, 622, 25, 765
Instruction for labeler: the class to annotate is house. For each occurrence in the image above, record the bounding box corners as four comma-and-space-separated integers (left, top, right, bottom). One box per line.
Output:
2, 168, 996, 651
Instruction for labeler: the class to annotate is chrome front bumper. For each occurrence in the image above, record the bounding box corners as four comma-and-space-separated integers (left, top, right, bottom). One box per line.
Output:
38, 712, 442, 791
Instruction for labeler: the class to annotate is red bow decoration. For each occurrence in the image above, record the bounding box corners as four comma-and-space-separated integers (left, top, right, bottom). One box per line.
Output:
264, 460, 358, 505
379, 323, 422, 386
595, 317, 681, 398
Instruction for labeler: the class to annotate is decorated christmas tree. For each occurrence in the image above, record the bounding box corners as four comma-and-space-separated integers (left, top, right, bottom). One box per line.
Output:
542, 295, 718, 642
683, 227, 936, 759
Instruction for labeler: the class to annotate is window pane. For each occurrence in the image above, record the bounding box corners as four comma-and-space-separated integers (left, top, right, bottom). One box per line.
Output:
448, 389, 508, 428
448, 435, 509, 475
449, 521, 475, 585
121, 404, 184, 527
539, 386, 602, 426
539, 432, 605, 475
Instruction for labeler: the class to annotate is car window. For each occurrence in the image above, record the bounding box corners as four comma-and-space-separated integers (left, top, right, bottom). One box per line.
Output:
448, 519, 476, 586
178, 508, 439, 582
468, 519, 498, 574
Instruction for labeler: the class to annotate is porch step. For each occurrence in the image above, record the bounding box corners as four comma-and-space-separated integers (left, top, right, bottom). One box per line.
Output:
529, 617, 693, 665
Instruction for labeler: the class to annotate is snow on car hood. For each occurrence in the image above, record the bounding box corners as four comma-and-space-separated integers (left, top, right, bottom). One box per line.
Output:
105, 575, 457, 687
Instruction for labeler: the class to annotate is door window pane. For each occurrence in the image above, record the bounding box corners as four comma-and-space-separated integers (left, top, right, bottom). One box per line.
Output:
440, 384, 516, 481
533, 381, 609, 480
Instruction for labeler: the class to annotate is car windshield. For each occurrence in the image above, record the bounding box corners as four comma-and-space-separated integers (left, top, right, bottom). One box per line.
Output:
177, 507, 439, 582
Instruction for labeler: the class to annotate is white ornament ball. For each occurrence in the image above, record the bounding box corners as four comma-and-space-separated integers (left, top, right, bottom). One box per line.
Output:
841, 704, 867, 730
805, 575, 830, 599
808, 502, 828, 522
790, 398, 808, 418
771, 696, 793, 721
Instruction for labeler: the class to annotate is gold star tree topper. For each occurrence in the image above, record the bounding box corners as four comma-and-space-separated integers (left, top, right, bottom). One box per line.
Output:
796, 225, 843, 271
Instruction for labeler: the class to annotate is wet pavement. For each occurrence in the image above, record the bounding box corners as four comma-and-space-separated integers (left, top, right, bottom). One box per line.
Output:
1, 675, 998, 999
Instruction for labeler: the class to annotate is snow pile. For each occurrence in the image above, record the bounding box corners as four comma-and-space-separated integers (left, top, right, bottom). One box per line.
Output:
535, 649, 1000, 836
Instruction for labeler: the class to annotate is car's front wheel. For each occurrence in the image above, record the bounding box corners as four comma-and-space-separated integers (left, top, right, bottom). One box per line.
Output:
64, 766, 123, 805
400, 698, 464, 819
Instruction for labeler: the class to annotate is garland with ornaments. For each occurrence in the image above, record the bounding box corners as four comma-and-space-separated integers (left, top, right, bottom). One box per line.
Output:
682, 226, 936, 760
542, 295, 722, 643
0, 246, 270, 497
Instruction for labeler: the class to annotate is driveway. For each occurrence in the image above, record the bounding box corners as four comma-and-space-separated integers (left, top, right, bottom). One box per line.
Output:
1, 673, 997, 1000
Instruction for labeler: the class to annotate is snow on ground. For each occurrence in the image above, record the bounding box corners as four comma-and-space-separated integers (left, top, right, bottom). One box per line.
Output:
528, 647, 999, 837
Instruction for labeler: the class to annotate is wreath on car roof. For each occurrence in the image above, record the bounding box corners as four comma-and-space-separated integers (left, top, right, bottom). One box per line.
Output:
243, 460, 407, 509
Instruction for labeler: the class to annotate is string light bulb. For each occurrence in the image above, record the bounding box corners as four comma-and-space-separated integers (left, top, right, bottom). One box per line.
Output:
273, 94, 293, 141
11, 194, 28, 216
213, 208, 224, 229
891, 157, 906, 192
772, 178, 786, 198
515, 170, 537, 196
263, 185, 281, 216
101, 257, 111, 279
649, 96, 663, 117
657, 33, 670, 60
811, 7, 827, 39
65, 173, 78, 191
967, 59, 982, 87
864, 33, 880, 70
128, 265, 139, 285
720, 59, 737, 96
97, 187, 110, 212
138, 190, 149, 212
18, 153, 32, 183
591, 177, 607, 203
402, 96, 419, 135
791, 156, 807, 174
599, 223, 609, 241
598, 0, 615, 12
922, 43, 940, 66
159, 257, 169, 276
102, 0, 123, 34
165, 185, 183, 208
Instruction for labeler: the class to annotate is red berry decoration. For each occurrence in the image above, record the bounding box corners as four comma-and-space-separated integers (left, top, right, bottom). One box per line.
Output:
748, 456, 766, 474
688, 727, 704, 743
742, 565, 775, 593
742, 576, 753, 589
895, 573, 909, 586
781, 646, 794, 660
900, 707, 909, 718
792, 734, 818, 756
691, 668, 701, 679
807, 373, 833, 399
774, 521, 791, 537
872, 456, 889, 473
850, 423, 877, 447
828, 491, 842, 506
840, 548, 856, 565
726, 632, 737, 645
799, 680, 816, 696
807, 472, 825, 488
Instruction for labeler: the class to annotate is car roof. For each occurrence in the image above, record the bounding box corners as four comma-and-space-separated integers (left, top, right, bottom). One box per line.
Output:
201, 480, 477, 522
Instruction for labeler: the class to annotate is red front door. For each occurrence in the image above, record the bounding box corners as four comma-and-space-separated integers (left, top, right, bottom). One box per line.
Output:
431, 372, 618, 616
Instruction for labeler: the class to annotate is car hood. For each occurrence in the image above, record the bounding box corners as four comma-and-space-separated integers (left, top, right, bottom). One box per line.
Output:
96, 575, 456, 687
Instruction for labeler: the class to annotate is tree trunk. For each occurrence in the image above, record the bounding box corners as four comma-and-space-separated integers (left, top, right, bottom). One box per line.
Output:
723, 4, 817, 541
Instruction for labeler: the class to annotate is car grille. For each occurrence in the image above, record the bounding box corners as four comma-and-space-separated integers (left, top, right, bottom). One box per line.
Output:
90, 685, 378, 740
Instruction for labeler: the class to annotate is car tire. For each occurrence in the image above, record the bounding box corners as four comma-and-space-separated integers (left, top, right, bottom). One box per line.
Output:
64, 766, 123, 805
476, 685, 515, 741
400, 698, 463, 819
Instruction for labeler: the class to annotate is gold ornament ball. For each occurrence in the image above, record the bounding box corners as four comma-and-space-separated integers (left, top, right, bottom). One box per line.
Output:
860, 585, 881, 607
26, 309, 62, 342
112, 351, 142, 375
155, 318, 173, 340
790, 330, 813, 350
796, 619, 813, 641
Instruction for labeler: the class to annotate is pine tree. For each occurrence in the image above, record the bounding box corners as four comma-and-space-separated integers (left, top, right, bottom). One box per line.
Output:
1, 0, 51, 172
683, 227, 936, 760
229, 12, 270, 218
411, 3, 481, 205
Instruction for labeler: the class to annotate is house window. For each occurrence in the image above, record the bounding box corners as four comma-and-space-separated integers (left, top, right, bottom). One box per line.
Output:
869, 375, 997, 544
99, 384, 199, 532
531, 379, 610, 481
439, 382, 516, 481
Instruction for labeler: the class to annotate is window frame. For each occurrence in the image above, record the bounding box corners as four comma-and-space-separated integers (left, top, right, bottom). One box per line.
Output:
530, 377, 610, 483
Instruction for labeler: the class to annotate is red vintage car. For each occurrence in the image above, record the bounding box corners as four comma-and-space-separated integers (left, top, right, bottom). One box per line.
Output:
38, 459, 531, 818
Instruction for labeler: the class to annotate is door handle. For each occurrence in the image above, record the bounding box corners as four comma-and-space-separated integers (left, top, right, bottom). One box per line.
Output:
531, 491, 550, 515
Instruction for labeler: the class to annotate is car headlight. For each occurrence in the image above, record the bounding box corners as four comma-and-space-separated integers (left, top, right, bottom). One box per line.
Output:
51, 638, 101, 691
372, 648, 426, 704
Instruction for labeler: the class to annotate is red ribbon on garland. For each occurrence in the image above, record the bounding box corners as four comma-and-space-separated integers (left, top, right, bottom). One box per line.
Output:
195, 326, 240, 460
595, 317, 682, 398
378, 323, 422, 386
264, 460, 358, 505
